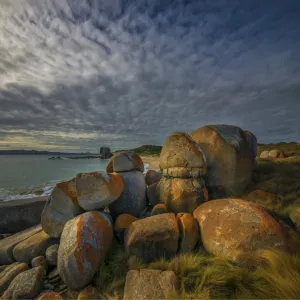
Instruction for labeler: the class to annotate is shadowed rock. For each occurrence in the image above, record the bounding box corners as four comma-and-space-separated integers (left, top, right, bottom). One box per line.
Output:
106, 152, 144, 173
145, 170, 162, 186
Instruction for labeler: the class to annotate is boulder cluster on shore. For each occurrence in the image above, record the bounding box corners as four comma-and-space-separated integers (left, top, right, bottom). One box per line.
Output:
0, 124, 298, 299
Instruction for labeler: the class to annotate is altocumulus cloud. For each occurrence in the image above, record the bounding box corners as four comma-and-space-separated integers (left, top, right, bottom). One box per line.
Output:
0, 0, 300, 152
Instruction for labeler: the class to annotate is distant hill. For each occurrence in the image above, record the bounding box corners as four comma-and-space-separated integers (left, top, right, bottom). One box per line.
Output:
0, 150, 96, 155
114, 145, 162, 156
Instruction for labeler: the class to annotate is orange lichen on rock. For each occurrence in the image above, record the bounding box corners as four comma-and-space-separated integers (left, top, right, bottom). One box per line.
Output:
56, 178, 78, 204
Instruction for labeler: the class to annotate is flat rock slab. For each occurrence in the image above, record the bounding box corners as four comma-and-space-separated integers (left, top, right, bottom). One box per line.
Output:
0, 197, 47, 234
0, 225, 42, 265
123, 269, 179, 300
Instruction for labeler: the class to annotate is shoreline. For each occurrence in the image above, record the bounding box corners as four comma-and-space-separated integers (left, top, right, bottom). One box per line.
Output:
140, 155, 160, 171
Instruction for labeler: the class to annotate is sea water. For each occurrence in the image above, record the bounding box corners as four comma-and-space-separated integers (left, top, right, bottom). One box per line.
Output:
0, 155, 149, 201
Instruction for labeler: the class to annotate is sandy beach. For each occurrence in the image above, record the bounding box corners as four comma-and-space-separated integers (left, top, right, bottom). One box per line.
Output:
140, 155, 160, 171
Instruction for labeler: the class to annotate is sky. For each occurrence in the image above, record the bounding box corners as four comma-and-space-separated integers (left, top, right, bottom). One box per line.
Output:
0, 0, 300, 153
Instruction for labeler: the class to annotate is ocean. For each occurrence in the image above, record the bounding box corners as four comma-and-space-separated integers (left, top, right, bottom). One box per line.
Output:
0, 155, 149, 201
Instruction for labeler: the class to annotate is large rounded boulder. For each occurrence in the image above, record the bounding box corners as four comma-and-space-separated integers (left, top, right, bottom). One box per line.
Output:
159, 132, 207, 175
190, 125, 255, 195
76, 172, 124, 210
193, 198, 288, 263
125, 213, 179, 263
57, 211, 113, 290
158, 177, 208, 214
109, 171, 147, 219
41, 179, 83, 238
106, 152, 144, 173
145, 170, 162, 186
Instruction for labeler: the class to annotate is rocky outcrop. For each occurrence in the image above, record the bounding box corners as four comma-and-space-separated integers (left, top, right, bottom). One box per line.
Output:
12, 231, 57, 264
41, 179, 83, 238
145, 170, 162, 186
260, 150, 270, 159
123, 269, 179, 300
108, 171, 147, 219
177, 213, 199, 253
57, 211, 113, 290
76, 172, 124, 210
193, 198, 288, 263
0, 196, 48, 234
106, 151, 144, 173
0, 262, 29, 295
2, 266, 45, 299
125, 213, 179, 263
157, 132, 208, 214
190, 125, 255, 197
0, 225, 42, 265
100, 147, 112, 159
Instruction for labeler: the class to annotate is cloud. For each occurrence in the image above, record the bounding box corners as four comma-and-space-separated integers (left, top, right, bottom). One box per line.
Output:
0, 0, 300, 151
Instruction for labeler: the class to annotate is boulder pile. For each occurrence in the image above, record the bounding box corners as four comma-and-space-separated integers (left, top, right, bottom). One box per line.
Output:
0, 124, 296, 299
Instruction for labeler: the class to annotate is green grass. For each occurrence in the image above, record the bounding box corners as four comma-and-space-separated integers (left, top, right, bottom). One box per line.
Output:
93, 245, 300, 300
114, 145, 162, 156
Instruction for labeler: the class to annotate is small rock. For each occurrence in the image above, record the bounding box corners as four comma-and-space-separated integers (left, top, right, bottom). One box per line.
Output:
109, 171, 147, 219
32, 256, 48, 274
41, 179, 83, 238
146, 182, 161, 206
76, 172, 124, 210
0, 262, 29, 295
123, 269, 179, 300
37, 291, 63, 300
125, 213, 179, 263
45, 244, 59, 266
114, 214, 138, 244
145, 170, 162, 186
106, 152, 144, 173
151, 203, 168, 216
177, 213, 199, 253
77, 285, 101, 300
13, 230, 57, 264
2, 266, 45, 299
269, 149, 285, 159
260, 150, 270, 159
57, 211, 113, 290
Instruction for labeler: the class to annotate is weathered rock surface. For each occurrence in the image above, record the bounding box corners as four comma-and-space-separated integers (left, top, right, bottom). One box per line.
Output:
125, 213, 179, 263
151, 203, 168, 216
260, 150, 270, 159
269, 149, 285, 159
123, 269, 179, 300
289, 206, 300, 232
0, 225, 42, 265
32, 256, 48, 274
77, 285, 101, 300
177, 213, 199, 253
76, 172, 124, 210
190, 125, 255, 194
100, 147, 112, 159
146, 182, 161, 206
12, 231, 57, 264
109, 171, 147, 219
162, 167, 204, 178
0, 196, 48, 234
114, 214, 138, 244
158, 177, 208, 214
2, 266, 45, 299
0, 262, 29, 295
145, 170, 162, 186
193, 198, 288, 262
45, 244, 59, 266
41, 179, 83, 238
244, 130, 258, 159
37, 291, 63, 300
106, 152, 144, 173
159, 132, 207, 174
57, 211, 113, 290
